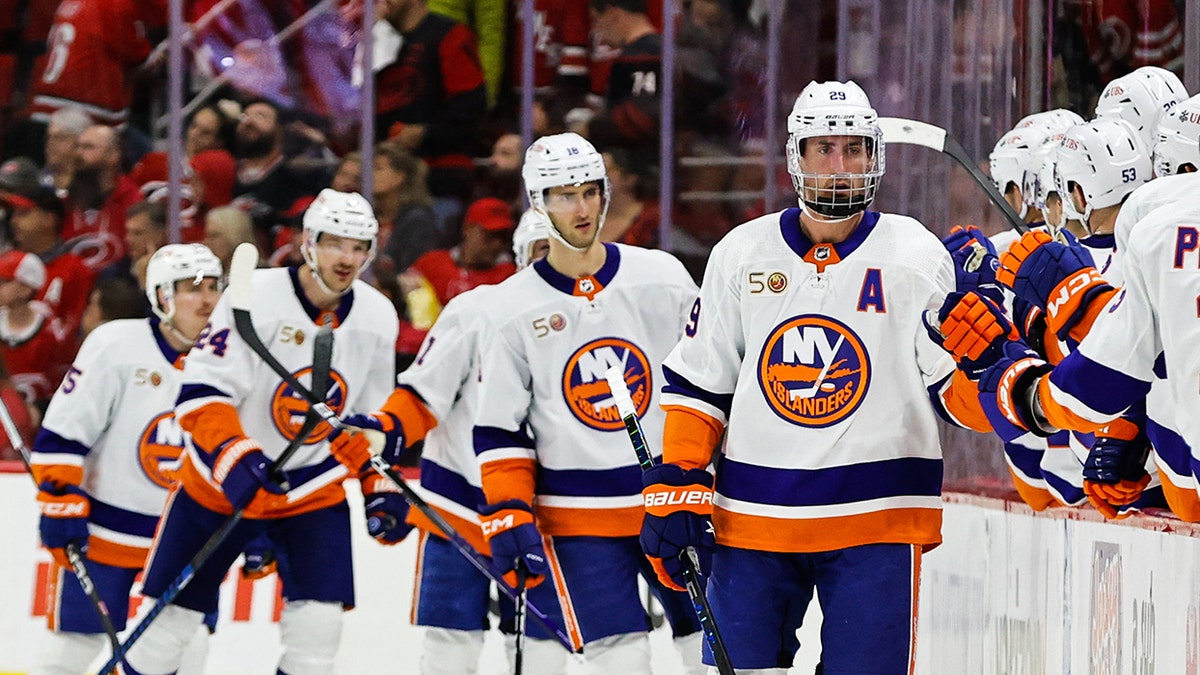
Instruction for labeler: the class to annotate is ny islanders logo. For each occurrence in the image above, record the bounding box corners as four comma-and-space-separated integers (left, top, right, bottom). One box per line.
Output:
757, 315, 870, 427
138, 413, 194, 489
562, 338, 652, 430
270, 368, 348, 443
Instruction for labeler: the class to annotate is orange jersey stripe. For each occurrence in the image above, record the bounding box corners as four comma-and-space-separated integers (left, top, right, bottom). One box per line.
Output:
942, 370, 992, 432
379, 388, 440, 444
409, 504, 491, 555
410, 530, 427, 625
46, 563, 65, 631
1036, 377, 1107, 433
1007, 468, 1061, 512
480, 457, 537, 505
1157, 471, 1200, 522
661, 405, 722, 470
543, 537, 585, 652
178, 401, 247, 456
31, 464, 84, 489
713, 507, 942, 553
1065, 287, 1117, 343
535, 505, 644, 538
908, 544, 921, 675
88, 536, 148, 569
177, 455, 348, 518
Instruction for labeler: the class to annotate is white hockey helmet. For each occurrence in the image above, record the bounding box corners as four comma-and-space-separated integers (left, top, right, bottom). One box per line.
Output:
1013, 110, 1085, 215
1094, 68, 1188, 151
146, 243, 223, 323
522, 132, 610, 250
1053, 118, 1151, 228
1153, 93, 1200, 177
512, 209, 550, 270
300, 188, 378, 291
785, 80, 884, 219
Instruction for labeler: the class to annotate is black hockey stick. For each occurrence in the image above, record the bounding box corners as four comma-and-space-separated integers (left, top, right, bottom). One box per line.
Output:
98, 298, 334, 675
224, 243, 582, 655
514, 562, 528, 675
604, 368, 735, 675
878, 117, 1029, 234
0, 397, 121, 653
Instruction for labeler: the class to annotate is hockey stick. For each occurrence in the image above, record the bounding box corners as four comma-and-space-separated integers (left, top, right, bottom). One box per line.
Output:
224, 243, 582, 655
878, 117, 1029, 234
0, 392, 121, 653
98, 316, 333, 675
514, 563, 528, 675
603, 368, 735, 675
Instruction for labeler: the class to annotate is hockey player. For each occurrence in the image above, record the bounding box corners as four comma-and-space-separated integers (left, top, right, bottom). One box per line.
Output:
1093, 66, 1188, 158
330, 210, 551, 675
641, 80, 989, 673
30, 243, 223, 675
122, 189, 398, 675
470, 133, 704, 672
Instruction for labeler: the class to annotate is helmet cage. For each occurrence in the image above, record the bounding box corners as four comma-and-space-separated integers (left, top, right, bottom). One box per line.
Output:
786, 125, 885, 219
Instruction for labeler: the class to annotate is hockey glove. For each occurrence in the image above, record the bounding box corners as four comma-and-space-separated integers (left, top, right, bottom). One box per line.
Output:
943, 226, 1003, 305
37, 482, 90, 567
1083, 418, 1152, 520
479, 499, 548, 589
976, 340, 1054, 439
927, 291, 1018, 380
331, 411, 406, 470
996, 230, 1112, 341
213, 438, 287, 510
241, 533, 277, 580
639, 464, 716, 593
360, 472, 413, 545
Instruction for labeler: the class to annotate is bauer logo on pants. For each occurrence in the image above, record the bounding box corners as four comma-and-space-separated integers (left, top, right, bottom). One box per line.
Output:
562, 337, 652, 431
757, 315, 870, 427
270, 368, 348, 443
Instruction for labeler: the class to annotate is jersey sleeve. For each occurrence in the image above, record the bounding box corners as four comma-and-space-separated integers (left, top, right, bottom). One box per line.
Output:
32, 324, 125, 487
473, 321, 537, 505
397, 299, 475, 420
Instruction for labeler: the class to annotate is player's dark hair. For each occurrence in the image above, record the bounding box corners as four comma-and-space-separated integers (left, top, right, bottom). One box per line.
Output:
125, 200, 167, 231
590, 0, 648, 14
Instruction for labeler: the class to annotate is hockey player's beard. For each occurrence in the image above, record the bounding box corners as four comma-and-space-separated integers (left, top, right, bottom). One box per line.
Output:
67, 166, 107, 210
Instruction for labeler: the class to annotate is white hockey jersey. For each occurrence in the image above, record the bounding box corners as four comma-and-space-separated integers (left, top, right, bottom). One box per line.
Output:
175, 266, 397, 518
397, 285, 496, 553
1041, 201, 1200, 459
661, 209, 978, 554
32, 319, 191, 568
473, 243, 698, 538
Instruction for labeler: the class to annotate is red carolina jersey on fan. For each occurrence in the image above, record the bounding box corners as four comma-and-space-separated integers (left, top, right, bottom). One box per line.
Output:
410, 248, 516, 307
508, 0, 591, 89
61, 175, 140, 272
0, 303, 71, 406
1077, 0, 1184, 79
39, 247, 96, 346
27, 0, 160, 125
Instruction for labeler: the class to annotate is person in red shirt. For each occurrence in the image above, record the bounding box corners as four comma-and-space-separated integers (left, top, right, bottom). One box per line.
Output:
62, 125, 140, 272
0, 249, 70, 411
1, 181, 96, 348
407, 196, 517, 308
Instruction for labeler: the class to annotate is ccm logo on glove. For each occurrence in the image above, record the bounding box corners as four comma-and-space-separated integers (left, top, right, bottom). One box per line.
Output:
481, 513, 518, 537
40, 500, 88, 517
1046, 268, 1103, 319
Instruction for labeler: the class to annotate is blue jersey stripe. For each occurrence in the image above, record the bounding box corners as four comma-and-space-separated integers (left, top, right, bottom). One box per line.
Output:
1148, 417, 1191, 477
32, 428, 90, 457
1003, 440, 1045, 480
662, 365, 733, 417
715, 456, 943, 507
536, 463, 644, 498
1049, 353, 1150, 417
472, 425, 535, 456
176, 383, 232, 406
419, 458, 485, 511
89, 497, 160, 537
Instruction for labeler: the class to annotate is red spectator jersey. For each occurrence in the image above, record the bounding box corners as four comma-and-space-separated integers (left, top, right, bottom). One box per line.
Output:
38, 247, 96, 345
26, 0, 159, 125
1076, 0, 1184, 79
410, 248, 516, 307
509, 0, 591, 89
0, 385, 35, 461
62, 175, 140, 272
0, 303, 71, 406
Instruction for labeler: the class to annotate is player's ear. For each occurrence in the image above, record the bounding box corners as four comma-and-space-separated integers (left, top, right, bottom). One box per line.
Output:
1069, 183, 1087, 212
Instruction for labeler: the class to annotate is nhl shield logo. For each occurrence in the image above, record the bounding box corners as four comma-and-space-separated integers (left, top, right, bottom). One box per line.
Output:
138, 412, 193, 489
562, 337, 652, 431
270, 368, 348, 443
757, 315, 870, 427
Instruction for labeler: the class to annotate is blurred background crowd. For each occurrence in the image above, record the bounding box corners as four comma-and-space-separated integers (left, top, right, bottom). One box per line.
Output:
0, 0, 1192, 482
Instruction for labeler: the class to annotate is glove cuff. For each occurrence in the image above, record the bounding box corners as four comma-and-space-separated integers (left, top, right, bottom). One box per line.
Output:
642, 462, 714, 489
213, 437, 264, 483
37, 488, 90, 518
993, 356, 1054, 437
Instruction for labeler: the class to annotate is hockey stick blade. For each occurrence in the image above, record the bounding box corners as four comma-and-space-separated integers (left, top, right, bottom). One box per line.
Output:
227, 242, 580, 654
878, 116, 1028, 233
0, 391, 122, 653
604, 367, 736, 675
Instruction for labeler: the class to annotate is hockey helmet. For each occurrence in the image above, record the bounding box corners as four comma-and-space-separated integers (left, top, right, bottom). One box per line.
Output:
300, 188, 378, 293
146, 243, 223, 323
1152, 93, 1200, 177
512, 209, 551, 270
1053, 117, 1151, 228
521, 132, 610, 250
1095, 68, 1188, 151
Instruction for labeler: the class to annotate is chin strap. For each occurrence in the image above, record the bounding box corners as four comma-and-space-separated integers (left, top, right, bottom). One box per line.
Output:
798, 202, 861, 226
163, 320, 197, 349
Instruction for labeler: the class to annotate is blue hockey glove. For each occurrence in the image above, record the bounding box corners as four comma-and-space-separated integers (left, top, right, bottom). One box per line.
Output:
640, 463, 715, 593
997, 230, 1112, 340
976, 340, 1054, 439
943, 226, 1003, 304
37, 482, 90, 567
360, 472, 413, 545
213, 438, 287, 510
480, 499, 547, 589
1083, 418, 1152, 519
927, 291, 1018, 381
339, 411, 406, 466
